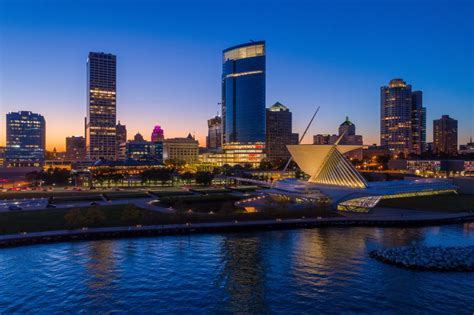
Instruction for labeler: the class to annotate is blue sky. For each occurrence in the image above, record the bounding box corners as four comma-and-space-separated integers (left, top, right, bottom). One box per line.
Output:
0, 0, 473, 150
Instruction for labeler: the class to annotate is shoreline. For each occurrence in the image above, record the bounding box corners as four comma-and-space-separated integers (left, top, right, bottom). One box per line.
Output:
1, 212, 473, 249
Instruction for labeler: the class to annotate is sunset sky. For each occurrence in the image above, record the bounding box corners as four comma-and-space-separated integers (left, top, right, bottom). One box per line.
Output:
1, 0, 473, 151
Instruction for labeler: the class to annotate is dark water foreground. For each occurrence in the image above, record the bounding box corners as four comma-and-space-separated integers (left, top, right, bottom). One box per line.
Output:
1, 224, 473, 313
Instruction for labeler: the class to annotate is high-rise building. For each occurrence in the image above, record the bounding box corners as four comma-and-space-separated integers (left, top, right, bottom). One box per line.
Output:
86, 52, 117, 161
151, 125, 164, 142
164, 134, 199, 163
0, 147, 5, 168
380, 79, 426, 156
206, 115, 222, 150
433, 115, 458, 155
116, 121, 127, 143
265, 102, 299, 162
66, 136, 86, 160
222, 41, 266, 144
5, 111, 45, 167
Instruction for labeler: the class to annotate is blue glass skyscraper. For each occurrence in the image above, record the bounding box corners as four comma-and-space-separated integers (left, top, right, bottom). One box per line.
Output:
5, 111, 46, 167
222, 41, 266, 144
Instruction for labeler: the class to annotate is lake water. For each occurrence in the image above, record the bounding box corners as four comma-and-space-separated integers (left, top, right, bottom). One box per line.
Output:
1, 224, 473, 313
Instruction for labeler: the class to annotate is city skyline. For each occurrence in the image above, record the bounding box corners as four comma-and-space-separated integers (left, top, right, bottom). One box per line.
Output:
1, 0, 473, 151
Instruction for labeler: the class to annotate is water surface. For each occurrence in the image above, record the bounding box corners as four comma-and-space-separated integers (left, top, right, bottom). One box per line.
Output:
1, 224, 473, 313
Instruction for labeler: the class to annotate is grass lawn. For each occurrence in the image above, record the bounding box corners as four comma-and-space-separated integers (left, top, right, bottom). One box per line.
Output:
0, 203, 339, 235
377, 194, 474, 213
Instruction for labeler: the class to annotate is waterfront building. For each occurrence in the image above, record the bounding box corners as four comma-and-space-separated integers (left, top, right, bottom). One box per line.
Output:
151, 125, 164, 142
5, 111, 46, 167
206, 116, 222, 151
85, 52, 117, 161
222, 41, 266, 144
388, 159, 471, 177
125, 133, 163, 162
116, 121, 127, 160
459, 138, 474, 155
163, 134, 199, 163
433, 115, 458, 155
380, 79, 426, 156
280, 141, 456, 211
66, 136, 86, 160
265, 102, 299, 163
200, 142, 266, 167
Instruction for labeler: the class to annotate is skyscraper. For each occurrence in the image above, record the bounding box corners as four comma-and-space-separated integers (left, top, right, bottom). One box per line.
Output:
116, 121, 127, 160
222, 41, 266, 144
433, 115, 458, 155
380, 79, 426, 156
5, 111, 45, 167
66, 136, 86, 160
151, 125, 164, 142
86, 52, 117, 161
265, 102, 299, 162
206, 115, 222, 150
116, 121, 127, 144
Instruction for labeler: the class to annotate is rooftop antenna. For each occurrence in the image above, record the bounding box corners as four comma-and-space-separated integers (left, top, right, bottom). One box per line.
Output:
282, 105, 320, 172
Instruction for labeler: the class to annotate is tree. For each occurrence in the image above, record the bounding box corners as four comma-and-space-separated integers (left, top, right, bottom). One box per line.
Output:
195, 171, 214, 186
121, 204, 143, 223
179, 172, 195, 184
84, 208, 106, 225
64, 208, 86, 228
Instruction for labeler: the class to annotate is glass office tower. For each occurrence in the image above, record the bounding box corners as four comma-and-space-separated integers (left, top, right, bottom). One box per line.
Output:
6, 111, 45, 167
86, 52, 117, 161
221, 41, 266, 144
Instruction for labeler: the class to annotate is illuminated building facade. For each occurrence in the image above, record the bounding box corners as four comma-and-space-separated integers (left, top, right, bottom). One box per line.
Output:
206, 116, 222, 150
86, 52, 117, 161
151, 125, 164, 142
163, 134, 199, 163
433, 115, 458, 155
282, 142, 456, 212
116, 121, 127, 159
6, 111, 46, 167
380, 79, 426, 156
222, 41, 266, 144
265, 102, 299, 163
65, 136, 86, 160
126, 139, 163, 162
201, 142, 266, 167
0, 147, 5, 167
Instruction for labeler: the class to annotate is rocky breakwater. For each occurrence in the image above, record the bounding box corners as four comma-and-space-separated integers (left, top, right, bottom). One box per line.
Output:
370, 246, 474, 271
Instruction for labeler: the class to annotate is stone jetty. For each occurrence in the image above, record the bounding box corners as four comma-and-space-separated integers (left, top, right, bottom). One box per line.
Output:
370, 246, 474, 271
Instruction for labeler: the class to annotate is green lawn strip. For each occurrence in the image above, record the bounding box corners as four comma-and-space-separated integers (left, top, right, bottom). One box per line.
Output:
377, 194, 474, 213
0, 204, 338, 235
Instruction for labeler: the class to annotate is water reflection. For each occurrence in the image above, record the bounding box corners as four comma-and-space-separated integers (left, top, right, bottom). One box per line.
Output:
84, 240, 117, 307
219, 235, 269, 313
